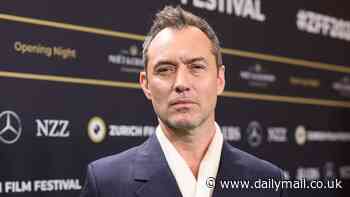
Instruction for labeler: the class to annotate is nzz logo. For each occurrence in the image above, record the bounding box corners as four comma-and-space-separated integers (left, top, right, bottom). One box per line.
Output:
36, 119, 70, 138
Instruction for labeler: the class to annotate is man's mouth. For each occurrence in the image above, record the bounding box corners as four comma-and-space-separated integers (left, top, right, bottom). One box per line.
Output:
169, 99, 197, 107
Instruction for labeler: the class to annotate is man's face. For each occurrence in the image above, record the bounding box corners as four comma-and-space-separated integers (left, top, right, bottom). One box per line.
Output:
140, 26, 225, 131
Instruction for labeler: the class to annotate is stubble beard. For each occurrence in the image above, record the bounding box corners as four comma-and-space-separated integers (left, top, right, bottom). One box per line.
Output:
158, 109, 210, 135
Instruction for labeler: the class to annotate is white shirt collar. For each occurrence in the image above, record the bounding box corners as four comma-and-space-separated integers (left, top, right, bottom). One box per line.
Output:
156, 123, 223, 197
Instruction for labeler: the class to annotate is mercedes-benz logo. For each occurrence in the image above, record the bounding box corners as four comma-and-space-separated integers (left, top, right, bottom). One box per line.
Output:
246, 121, 263, 147
0, 110, 22, 144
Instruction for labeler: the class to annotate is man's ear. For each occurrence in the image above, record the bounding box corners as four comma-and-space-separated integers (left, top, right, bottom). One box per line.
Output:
139, 71, 152, 100
217, 65, 225, 95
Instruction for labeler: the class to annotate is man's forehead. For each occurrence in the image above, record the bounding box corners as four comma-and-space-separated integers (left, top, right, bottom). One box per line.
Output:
149, 26, 211, 50
147, 26, 213, 63
151, 27, 177, 45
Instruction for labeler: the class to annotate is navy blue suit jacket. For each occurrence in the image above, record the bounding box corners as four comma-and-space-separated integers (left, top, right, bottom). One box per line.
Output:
80, 134, 287, 197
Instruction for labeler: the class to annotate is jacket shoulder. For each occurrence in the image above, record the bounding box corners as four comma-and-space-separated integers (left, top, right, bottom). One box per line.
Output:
90, 145, 139, 172
84, 144, 142, 197
224, 142, 283, 179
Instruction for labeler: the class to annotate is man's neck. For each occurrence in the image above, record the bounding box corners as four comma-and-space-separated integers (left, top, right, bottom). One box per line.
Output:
159, 119, 217, 178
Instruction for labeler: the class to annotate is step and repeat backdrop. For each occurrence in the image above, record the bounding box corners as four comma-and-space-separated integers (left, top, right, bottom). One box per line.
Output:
1, 1, 350, 196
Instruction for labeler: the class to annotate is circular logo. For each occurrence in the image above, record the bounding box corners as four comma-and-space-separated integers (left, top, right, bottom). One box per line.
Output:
206, 177, 216, 189
295, 125, 307, 145
246, 121, 263, 147
254, 64, 262, 72
87, 116, 107, 143
129, 45, 138, 56
0, 111, 22, 144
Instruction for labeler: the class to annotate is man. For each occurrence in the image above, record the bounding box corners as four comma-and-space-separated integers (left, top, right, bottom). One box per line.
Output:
80, 6, 286, 197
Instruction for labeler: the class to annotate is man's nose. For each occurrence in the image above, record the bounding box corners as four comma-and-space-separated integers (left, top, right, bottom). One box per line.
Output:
174, 65, 191, 94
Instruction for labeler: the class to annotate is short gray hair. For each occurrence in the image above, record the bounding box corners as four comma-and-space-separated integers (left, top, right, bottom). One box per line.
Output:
142, 6, 222, 71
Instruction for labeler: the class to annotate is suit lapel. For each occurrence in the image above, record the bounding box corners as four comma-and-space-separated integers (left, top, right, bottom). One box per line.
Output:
212, 142, 247, 197
133, 134, 182, 197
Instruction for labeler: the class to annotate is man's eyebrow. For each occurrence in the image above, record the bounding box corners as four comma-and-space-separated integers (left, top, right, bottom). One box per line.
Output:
153, 57, 208, 69
154, 60, 176, 69
183, 57, 208, 65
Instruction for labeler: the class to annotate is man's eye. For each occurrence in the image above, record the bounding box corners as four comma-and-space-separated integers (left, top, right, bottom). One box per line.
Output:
158, 68, 170, 72
156, 66, 175, 74
191, 64, 206, 70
